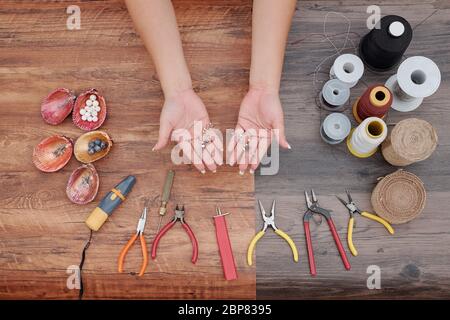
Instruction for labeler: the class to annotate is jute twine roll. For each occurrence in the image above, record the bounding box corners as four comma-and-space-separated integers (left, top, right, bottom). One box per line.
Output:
371, 170, 426, 224
382, 118, 438, 166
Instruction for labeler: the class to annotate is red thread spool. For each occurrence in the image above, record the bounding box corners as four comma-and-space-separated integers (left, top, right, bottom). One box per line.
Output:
352, 85, 392, 123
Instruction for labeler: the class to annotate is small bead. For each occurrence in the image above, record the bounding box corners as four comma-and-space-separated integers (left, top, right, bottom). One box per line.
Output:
86, 100, 93, 106
92, 100, 99, 107
80, 109, 86, 115
92, 111, 98, 117
92, 116, 98, 122
89, 94, 97, 101
87, 116, 93, 122
81, 115, 87, 121
94, 106, 100, 112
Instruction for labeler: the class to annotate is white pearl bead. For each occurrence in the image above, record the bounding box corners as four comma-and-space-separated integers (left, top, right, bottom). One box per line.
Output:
92, 111, 98, 117
87, 116, 93, 122
81, 115, 87, 121
95, 106, 101, 112
80, 109, 86, 115
86, 100, 93, 106
89, 94, 97, 101
92, 100, 99, 107
92, 116, 98, 122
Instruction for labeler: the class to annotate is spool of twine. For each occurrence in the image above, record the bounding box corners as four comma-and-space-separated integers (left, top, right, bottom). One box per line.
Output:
353, 85, 392, 123
371, 170, 426, 224
382, 118, 438, 166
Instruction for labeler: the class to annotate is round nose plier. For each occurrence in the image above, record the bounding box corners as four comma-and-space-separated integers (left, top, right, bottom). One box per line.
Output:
247, 200, 299, 266
151, 204, 199, 264
118, 200, 149, 276
336, 190, 394, 256
304, 190, 351, 276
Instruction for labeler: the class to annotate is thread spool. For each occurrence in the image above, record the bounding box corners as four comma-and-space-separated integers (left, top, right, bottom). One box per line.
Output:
382, 118, 438, 166
385, 56, 441, 112
371, 170, 426, 224
330, 54, 364, 88
320, 113, 351, 145
347, 117, 387, 158
352, 85, 392, 123
359, 15, 412, 72
320, 79, 350, 110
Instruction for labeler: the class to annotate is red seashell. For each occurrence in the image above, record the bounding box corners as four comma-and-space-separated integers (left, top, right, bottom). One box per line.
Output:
41, 88, 76, 125
66, 164, 100, 204
72, 88, 107, 131
32, 135, 73, 172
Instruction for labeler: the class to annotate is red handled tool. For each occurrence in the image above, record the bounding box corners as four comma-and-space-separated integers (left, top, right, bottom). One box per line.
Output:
304, 189, 350, 276
213, 207, 237, 281
151, 204, 198, 264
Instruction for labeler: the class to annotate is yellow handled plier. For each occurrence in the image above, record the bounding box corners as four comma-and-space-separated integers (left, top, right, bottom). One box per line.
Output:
247, 200, 298, 266
336, 190, 394, 256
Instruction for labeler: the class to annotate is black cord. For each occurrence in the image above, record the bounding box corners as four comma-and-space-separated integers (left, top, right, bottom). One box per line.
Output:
78, 229, 93, 300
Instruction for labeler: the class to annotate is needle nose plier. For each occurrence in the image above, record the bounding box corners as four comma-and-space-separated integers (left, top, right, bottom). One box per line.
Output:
118, 200, 149, 276
304, 190, 350, 276
151, 204, 199, 264
336, 190, 394, 256
247, 200, 298, 266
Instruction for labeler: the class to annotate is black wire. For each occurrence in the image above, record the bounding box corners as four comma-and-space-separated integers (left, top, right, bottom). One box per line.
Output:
78, 229, 93, 300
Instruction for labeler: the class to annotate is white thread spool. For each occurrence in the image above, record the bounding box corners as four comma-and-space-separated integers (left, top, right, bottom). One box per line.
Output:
385, 56, 441, 112
347, 117, 388, 158
330, 54, 364, 88
321, 79, 350, 109
320, 113, 351, 145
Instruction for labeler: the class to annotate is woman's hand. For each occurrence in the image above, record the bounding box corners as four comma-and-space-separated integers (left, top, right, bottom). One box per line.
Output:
229, 86, 290, 174
153, 89, 221, 173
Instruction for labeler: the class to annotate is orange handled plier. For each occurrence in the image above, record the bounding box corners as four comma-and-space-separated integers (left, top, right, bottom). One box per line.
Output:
118, 201, 149, 276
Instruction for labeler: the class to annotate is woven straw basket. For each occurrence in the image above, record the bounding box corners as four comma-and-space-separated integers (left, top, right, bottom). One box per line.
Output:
371, 170, 426, 224
382, 118, 438, 166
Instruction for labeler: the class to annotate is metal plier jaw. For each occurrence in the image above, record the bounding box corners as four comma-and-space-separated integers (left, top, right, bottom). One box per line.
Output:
303, 190, 351, 276
259, 199, 278, 232
151, 204, 199, 264
247, 200, 299, 266
173, 204, 186, 223
136, 207, 147, 234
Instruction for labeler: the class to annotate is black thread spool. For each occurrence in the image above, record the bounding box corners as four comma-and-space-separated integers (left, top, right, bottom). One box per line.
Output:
359, 15, 412, 72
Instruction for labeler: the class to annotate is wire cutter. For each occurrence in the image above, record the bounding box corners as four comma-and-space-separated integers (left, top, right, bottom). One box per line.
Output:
247, 200, 298, 266
336, 190, 394, 256
304, 190, 350, 276
118, 200, 149, 276
151, 204, 199, 264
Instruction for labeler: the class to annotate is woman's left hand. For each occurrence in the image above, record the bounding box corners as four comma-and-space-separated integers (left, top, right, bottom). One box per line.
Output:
229, 86, 291, 174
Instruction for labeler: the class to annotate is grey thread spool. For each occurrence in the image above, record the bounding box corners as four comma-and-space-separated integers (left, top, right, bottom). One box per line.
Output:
320, 79, 350, 110
320, 113, 352, 145
385, 56, 441, 112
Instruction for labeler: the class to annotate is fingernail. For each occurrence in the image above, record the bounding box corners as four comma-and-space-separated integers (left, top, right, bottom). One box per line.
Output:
239, 170, 244, 176
249, 169, 254, 174
201, 170, 206, 174
152, 146, 156, 152
212, 169, 217, 173
287, 144, 292, 150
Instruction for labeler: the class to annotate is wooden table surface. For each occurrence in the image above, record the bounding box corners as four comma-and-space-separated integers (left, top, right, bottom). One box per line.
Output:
1, 0, 449, 300
0, 0, 255, 299
256, 0, 450, 299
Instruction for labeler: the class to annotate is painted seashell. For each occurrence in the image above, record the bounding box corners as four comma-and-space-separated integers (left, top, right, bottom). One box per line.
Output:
32, 135, 73, 172
72, 88, 107, 131
66, 164, 100, 204
74, 130, 112, 163
41, 88, 76, 125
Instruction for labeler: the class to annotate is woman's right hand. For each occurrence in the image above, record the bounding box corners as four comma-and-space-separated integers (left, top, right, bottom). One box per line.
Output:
152, 89, 222, 173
